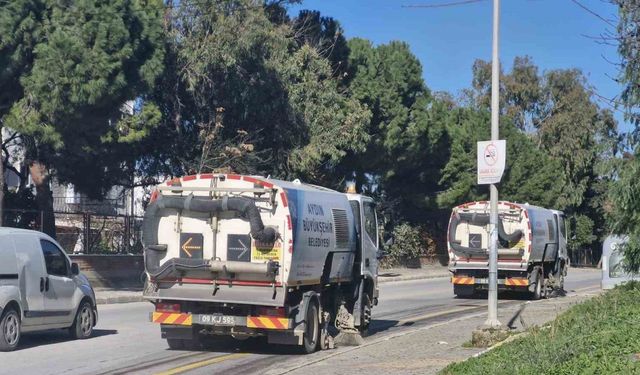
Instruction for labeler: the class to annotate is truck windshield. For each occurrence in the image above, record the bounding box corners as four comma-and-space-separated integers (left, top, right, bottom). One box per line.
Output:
363, 201, 378, 247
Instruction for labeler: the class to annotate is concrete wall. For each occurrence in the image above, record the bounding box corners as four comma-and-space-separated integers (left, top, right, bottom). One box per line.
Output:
70, 254, 144, 289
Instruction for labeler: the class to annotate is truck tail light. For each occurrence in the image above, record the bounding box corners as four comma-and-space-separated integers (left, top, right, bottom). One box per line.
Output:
256, 306, 286, 317
156, 303, 181, 313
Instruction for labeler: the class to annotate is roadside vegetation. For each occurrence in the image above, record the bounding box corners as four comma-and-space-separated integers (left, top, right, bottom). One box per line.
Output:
441, 282, 640, 374
1, 0, 638, 267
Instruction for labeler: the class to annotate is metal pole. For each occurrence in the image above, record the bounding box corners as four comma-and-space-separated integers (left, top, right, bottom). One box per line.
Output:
485, 0, 501, 328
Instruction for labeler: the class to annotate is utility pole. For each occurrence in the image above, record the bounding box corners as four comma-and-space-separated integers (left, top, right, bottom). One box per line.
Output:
485, 0, 501, 328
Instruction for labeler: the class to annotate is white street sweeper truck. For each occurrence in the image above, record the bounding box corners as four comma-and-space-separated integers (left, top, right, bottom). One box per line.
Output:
448, 201, 569, 299
142, 174, 381, 353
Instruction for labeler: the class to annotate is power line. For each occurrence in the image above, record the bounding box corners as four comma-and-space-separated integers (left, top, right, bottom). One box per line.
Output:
569, 0, 616, 28
402, 0, 487, 9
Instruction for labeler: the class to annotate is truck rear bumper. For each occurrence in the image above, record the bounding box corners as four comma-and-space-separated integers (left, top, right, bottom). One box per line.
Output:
451, 276, 529, 287
150, 312, 291, 330
144, 279, 286, 307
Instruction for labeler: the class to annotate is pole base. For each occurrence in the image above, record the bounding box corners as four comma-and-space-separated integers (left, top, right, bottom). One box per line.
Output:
480, 318, 502, 330
471, 326, 510, 348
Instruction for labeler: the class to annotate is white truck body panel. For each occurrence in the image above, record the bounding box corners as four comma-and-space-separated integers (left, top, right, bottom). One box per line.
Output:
150, 174, 368, 289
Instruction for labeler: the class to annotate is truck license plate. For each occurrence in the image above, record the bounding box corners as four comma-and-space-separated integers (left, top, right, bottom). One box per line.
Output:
194, 314, 241, 326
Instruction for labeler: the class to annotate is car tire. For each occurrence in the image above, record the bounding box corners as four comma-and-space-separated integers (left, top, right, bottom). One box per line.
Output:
0, 307, 21, 352
69, 301, 95, 339
300, 302, 319, 354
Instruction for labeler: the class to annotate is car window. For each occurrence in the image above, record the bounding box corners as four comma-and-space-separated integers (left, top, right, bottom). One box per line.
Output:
40, 240, 68, 277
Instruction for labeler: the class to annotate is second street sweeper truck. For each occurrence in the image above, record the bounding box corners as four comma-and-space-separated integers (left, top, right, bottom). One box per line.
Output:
448, 201, 569, 299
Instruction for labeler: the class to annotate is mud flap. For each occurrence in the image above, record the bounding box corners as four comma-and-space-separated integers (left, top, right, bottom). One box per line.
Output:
352, 279, 364, 327
268, 331, 301, 346
161, 325, 197, 340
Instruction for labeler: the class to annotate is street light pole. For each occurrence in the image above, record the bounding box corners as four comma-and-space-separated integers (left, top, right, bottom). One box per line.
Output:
485, 0, 501, 328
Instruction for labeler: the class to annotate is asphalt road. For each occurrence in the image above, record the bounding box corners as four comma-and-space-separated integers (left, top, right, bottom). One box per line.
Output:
1, 268, 601, 375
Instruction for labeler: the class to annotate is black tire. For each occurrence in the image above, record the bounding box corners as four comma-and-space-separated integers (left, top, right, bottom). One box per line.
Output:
301, 302, 319, 354
531, 270, 543, 300
0, 307, 21, 352
69, 301, 94, 339
359, 294, 372, 335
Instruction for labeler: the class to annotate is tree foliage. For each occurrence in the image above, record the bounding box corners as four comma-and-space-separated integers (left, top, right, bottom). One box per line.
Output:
143, 1, 369, 186
610, 0, 640, 271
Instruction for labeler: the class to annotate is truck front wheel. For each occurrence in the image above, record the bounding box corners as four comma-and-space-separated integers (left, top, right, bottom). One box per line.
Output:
301, 302, 319, 354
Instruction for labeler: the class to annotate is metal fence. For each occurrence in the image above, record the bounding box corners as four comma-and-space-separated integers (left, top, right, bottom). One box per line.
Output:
2, 208, 143, 255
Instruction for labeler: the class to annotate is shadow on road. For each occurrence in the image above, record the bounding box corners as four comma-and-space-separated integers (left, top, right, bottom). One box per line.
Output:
455, 290, 567, 301
16, 329, 118, 350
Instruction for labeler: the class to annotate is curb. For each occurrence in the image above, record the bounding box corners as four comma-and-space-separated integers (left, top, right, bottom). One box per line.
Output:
96, 295, 145, 305
378, 272, 450, 284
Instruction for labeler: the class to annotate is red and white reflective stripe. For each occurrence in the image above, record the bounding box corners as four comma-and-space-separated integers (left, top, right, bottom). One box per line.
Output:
162, 174, 277, 189
151, 312, 192, 325
452, 276, 475, 285
246, 316, 289, 330
505, 278, 529, 286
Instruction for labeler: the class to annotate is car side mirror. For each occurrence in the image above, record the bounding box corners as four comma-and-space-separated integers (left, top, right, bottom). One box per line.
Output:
377, 250, 388, 260
71, 262, 80, 276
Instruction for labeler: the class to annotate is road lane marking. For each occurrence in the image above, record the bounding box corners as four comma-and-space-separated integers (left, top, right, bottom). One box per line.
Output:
396, 299, 516, 326
155, 353, 247, 375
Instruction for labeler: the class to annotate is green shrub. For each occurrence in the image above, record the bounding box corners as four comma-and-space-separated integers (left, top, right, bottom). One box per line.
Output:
383, 223, 424, 267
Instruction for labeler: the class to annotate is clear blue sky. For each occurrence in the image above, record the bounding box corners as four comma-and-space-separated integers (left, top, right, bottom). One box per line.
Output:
289, 0, 630, 133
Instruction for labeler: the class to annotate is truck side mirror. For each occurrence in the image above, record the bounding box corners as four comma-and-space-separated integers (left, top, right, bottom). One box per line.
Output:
384, 234, 395, 247
71, 262, 80, 276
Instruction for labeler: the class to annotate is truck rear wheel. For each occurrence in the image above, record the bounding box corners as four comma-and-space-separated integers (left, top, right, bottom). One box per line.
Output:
531, 269, 543, 300
301, 302, 319, 354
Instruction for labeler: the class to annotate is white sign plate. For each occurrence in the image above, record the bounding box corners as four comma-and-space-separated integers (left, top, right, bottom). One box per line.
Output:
477, 140, 506, 184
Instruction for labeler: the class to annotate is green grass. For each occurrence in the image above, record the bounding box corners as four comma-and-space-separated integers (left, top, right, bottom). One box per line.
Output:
441, 282, 640, 375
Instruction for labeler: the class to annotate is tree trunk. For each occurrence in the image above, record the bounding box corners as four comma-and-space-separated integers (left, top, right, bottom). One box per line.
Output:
29, 161, 56, 238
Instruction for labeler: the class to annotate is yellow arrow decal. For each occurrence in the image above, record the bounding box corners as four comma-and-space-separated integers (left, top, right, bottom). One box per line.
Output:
181, 237, 200, 257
